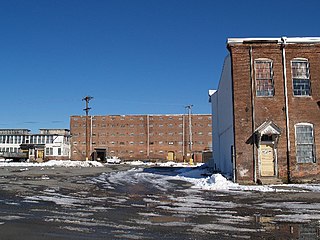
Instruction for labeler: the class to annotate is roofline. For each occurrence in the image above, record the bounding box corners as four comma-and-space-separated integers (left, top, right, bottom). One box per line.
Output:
71, 114, 211, 117
227, 37, 320, 44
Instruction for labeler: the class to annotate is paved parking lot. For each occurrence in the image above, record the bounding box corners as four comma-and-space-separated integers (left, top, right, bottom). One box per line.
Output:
0, 165, 319, 239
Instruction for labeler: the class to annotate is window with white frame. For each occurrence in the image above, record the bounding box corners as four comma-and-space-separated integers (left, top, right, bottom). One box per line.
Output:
46, 147, 54, 156
295, 123, 315, 163
291, 59, 311, 96
255, 59, 274, 97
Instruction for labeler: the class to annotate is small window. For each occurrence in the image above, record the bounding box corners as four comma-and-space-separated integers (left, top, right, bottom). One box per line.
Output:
295, 124, 315, 163
291, 59, 311, 96
255, 59, 274, 97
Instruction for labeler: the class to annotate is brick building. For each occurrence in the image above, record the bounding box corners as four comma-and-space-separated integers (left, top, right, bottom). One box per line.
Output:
70, 114, 212, 162
209, 37, 320, 184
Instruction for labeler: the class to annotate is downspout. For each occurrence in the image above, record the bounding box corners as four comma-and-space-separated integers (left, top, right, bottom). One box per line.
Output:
281, 37, 291, 183
249, 46, 257, 183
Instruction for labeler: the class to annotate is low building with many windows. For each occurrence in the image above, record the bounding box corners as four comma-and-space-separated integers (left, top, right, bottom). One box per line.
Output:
70, 114, 212, 162
209, 37, 320, 184
0, 129, 71, 161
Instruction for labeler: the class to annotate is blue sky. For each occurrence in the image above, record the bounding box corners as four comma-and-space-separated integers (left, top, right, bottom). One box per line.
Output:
0, 0, 319, 132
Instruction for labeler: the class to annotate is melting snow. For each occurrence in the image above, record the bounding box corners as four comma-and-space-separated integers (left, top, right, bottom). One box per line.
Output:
0, 160, 104, 168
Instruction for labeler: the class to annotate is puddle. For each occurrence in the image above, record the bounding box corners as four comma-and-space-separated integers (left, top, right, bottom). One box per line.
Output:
148, 215, 187, 224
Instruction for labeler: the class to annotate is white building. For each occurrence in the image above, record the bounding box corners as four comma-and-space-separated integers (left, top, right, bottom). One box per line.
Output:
209, 55, 234, 178
0, 129, 70, 161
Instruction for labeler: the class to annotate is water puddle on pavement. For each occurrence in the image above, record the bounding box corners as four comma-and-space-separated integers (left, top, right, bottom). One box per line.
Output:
254, 215, 320, 238
148, 215, 187, 224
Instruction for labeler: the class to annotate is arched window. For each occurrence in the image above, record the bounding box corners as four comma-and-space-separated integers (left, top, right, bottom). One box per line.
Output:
295, 123, 315, 163
291, 58, 311, 96
254, 59, 274, 97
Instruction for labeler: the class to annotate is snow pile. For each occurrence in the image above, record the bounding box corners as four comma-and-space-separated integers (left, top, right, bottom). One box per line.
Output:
175, 171, 239, 191
0, 160, 104, 168
123, 160, 203, 168
174, 167, 276, 192
124, 160, 152, 166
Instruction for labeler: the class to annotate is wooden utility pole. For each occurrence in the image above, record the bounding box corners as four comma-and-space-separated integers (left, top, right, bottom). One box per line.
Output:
82, 96, 93, 160
185, 105, 193, 151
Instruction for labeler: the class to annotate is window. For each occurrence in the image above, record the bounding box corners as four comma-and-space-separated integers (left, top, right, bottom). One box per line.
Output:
46, 147, 53, 156
295, 124, 315, 163
255, 59, 274, 96
291, 59, 311, 96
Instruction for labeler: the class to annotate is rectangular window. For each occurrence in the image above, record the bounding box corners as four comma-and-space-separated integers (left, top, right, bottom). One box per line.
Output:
295, 124, 315, 163
292, 59, 311, 96
255, 60, 274, 96
45, 147, 54, 156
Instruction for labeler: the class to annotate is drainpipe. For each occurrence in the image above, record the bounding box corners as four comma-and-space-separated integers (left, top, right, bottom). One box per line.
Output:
281, 37, 291, 183
249, 46, 257, 183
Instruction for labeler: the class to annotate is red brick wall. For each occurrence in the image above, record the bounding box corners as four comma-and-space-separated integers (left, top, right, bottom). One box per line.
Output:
70, 114, 212, 162
229, 42, 320, 183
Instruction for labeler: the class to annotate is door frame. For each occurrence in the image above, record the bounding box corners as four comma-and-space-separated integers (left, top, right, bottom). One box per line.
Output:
259, 141, 277, 177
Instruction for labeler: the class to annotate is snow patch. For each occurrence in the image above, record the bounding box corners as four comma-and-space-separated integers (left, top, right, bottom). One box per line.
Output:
0, 160, 104, 168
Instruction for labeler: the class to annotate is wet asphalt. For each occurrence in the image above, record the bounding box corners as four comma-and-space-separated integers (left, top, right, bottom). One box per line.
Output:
0, 165, 319, 239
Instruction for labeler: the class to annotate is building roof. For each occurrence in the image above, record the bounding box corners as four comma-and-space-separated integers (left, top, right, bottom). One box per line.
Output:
227, 37, 320, 45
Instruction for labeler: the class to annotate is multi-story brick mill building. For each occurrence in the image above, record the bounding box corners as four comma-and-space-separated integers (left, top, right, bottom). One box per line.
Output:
70, 114, 212, 162
209, 37, 320, 184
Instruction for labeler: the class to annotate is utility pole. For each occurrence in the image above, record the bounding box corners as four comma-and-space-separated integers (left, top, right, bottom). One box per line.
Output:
185, 105, 193, 163
82, 96, 93, 160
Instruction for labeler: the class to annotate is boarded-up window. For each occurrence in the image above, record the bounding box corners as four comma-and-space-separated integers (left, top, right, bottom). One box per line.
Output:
291, 59, 311, 96
295, 124, 315, 163
255, 59, 274, 96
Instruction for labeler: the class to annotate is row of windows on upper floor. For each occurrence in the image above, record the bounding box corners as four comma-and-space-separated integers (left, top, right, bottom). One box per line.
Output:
0, 135, 56, 144
73, 140, 210, 146
72, 123, 212, 128
73, 116, 212, 121
255, 58, 315, 97
72, 131, 212, 137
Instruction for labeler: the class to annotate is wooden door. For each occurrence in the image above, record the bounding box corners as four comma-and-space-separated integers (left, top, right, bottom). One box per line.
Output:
260, 144, 275, 177
167, 151, 174, 161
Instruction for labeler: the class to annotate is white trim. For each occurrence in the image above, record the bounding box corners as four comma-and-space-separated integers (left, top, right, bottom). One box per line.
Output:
228, 37, 320, 44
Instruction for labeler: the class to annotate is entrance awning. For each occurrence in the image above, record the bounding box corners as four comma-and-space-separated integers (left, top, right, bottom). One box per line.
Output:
254, 121, 281, 146
255, 121, 281, 136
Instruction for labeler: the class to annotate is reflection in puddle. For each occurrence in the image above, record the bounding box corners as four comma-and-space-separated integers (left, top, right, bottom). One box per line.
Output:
148, 215, 187, 224
255, 215, 320, 239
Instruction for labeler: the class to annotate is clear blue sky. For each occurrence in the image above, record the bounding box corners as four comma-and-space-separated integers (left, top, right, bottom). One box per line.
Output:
1, 0, 319, 132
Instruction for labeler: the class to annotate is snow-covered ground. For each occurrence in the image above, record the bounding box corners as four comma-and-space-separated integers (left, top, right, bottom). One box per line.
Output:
0, 159, 319, 193
0, 160, 318, 238
0, 159, 104, 168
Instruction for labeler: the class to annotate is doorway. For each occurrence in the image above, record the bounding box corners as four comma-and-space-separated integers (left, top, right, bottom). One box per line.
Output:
167, 151, 175, 161
260, 143, 275, 177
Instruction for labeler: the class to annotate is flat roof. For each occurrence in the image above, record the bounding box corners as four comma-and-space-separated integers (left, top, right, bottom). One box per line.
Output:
227, 37, 320, 44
